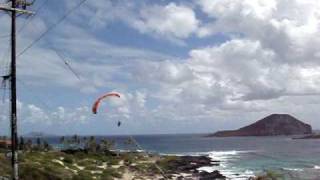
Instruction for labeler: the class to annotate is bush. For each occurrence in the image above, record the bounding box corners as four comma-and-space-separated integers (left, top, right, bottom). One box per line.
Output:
63, 156, 74, 164
71, 171, 92, 180
102, 168, 122, 179
20, 165, 62, 180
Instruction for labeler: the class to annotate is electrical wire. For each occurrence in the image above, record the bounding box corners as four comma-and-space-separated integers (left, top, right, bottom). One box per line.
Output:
0, 41, 10, 72
17, 0, 49, 34
17, 15, 82, 82
1, 77, 8, 103
17, 0, 88, 57
0, 34, 10, 38
16, 78, 52, 110
51, 47, 81, 81
129, 136, 169, 179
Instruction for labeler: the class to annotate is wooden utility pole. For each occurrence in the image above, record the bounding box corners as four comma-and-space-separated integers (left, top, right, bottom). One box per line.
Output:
0, 1, 33, 179
11, 0, 18, 179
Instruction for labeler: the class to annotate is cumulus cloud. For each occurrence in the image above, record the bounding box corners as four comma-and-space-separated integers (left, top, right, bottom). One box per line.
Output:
132, 3, 199, 42
196, 0, 320, 64
75, 1, 199, 43
0, 100, 91, 134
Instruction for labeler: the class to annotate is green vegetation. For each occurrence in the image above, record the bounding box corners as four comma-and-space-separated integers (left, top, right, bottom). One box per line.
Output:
156, 155, 179, 172
0, 136, 201, 179
0, 150, 167, 180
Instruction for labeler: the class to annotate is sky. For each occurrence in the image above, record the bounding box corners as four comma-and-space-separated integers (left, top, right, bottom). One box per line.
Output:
1, 0, 320, 135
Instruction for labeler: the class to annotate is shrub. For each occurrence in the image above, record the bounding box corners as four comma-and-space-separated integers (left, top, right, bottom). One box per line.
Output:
102, 168, 122, 179
63, 156, 74, 164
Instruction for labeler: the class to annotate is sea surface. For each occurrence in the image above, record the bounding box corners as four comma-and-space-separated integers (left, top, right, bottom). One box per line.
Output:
36, 134, 320, 179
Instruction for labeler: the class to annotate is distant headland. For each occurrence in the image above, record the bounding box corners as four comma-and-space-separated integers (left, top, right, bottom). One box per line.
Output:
208, 114, 312, 137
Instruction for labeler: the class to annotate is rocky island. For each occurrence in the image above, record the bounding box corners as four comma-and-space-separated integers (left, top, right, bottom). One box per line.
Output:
208, 114, 312, 137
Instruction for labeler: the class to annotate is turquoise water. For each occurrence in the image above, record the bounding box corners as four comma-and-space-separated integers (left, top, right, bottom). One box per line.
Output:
38, 134, 320, 179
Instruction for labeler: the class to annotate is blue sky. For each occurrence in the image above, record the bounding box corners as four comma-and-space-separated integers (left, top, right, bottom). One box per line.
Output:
1, 0, 320, 135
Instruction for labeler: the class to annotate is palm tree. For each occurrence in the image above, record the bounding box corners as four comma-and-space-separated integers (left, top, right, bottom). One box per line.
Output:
60, 136, 66, 149
43, 140, 52, 151
36, 138, 42, 150
89, 136, 97, 153
25, 139, 32, 151
19, 136, 25, 150
83, 136, 88, 150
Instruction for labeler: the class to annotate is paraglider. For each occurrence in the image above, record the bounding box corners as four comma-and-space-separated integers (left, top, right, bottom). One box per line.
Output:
92, 92, 120, 114
92, 92, 123, 127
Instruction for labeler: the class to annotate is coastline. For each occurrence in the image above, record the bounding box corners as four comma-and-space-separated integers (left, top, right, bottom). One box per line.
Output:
2, 134, 320, 179
0, 149, 242, 180
2, 149, 320, 179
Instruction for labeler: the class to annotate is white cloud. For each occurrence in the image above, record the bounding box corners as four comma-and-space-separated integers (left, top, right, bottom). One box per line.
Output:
132, 3, 199, 41
74, 1, 199, 43
197, 0, 320, 65
19, 103, 90, 125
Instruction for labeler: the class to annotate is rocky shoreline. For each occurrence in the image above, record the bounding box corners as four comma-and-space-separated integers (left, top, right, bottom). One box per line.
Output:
159, 155, 225, 179
292, 134, 320, 139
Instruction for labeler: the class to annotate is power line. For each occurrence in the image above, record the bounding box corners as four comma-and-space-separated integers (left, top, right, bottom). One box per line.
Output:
51, 47, 81, 81
16, 78, 52, 109
0, 0, 48, 38
129, 136, 168, 179
17, 0, 48, 34
0, 40, 10, 69
0, 34, 10, 38
15, 15, 82, 82
17, 0, 88, 57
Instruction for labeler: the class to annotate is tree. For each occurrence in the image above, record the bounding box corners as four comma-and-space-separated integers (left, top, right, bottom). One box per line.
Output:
88, 136, 97, 153
83, 136, 89, 150
35, 138, 43, 150
72, 134, 81, 149
43, 140, 52, 151
60, 136, 66, 149
100, 138, 115, 152
60, 136, 65, 144
25, 139, 33, 151
19, 136, 25, 150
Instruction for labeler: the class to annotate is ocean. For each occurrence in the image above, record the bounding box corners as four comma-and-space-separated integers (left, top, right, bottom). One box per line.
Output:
37, 134, 320, 179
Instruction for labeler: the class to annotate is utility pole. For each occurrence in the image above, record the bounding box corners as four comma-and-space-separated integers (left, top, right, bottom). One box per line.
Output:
0, 1, 34, 179
11, 0, 18, 179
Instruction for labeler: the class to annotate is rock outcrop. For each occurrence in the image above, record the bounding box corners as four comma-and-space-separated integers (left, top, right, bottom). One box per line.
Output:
209, 114, 312, 137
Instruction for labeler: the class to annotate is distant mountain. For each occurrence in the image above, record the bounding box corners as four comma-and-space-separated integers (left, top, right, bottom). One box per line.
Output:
208, 114, 312, 137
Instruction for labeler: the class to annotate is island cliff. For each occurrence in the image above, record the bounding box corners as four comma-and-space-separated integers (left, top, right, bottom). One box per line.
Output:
209, 114, 312, 137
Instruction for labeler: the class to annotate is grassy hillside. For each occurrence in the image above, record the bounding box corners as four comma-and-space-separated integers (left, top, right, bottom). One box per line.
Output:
0, 151, 164, 180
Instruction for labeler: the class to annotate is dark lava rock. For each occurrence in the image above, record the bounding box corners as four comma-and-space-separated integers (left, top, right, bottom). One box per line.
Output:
162, 155, 225, 179
293, 134, 320, 139
198, 170, 226, 180
165, 156, 216, 173
208, 114, 312, 137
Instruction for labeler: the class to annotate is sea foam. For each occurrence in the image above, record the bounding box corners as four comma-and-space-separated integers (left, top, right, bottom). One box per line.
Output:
197, 150, 255, 179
